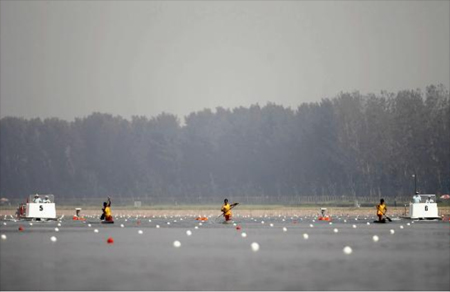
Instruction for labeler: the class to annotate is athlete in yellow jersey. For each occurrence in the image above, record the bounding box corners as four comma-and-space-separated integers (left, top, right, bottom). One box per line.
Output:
101, 197, 113, 222
221, 199, 238, 222
376, 198, 387, 222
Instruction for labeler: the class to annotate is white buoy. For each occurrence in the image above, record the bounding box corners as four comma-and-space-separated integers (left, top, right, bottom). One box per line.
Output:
120, 224, 124, 228
3, 222, 6, 226
373, 235, 379, 242
156, 225, 160, 228
344, 220, 347, 223
57, 223, 61, 227
390, 229, 395, 234
241, 232, 247, 238
329, 222, 333, 225
270, 223, 274, 227
343, 246, 352, 255
261, 221, 265, 224
400, 225, 404, 229
138, 230, 143, 234
282, 227, 287, 232
29, 222, 33, 226
94, 229, 99, 233
251, 242, 260, 252
333, 228, 339, 233
1, 234, 6, 240
54, 227, 59, 232
148, 220, 152, 222
407, 223, 411, 226
186, 230, 192, 236
88, 224, 92, 227
194, 226, 198, 229
352, 225, 357, 228
198, 222, 202, 226
309, 224, 314, 228
50, 236, 57, 242
367, 222, 371, 225
173, 240, 181, 248
167, 222, 171, 225
303, 233, 309, 239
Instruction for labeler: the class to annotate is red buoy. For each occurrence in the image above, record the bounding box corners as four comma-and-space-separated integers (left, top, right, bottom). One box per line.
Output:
236, 226, 241, 230
107, 237, 114, 244
18, 226, 24, 231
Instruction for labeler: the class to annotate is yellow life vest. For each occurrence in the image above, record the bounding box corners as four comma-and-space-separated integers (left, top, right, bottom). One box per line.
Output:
377, 203, 386, 215
221, 203, 231, 216
105, 206, 112, 219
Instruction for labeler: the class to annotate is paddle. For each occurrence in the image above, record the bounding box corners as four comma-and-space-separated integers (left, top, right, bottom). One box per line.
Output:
216, 203, 239, 220
383, 213, 392, 222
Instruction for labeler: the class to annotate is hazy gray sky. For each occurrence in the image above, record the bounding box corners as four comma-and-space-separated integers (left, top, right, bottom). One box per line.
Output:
1, 1, 449, 121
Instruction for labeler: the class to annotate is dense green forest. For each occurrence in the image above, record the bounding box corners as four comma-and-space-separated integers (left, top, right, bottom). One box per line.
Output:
1, 85, 449, 203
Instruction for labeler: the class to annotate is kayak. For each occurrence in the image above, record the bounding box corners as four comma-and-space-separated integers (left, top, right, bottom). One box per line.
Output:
373, 220, 387, 224
101, 220, 114, 224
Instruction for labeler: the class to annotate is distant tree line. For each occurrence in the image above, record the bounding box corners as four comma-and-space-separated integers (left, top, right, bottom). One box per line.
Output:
1, 85, 449, 202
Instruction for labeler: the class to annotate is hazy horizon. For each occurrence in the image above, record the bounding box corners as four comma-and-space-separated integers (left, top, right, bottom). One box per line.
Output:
1, 1, 449, 121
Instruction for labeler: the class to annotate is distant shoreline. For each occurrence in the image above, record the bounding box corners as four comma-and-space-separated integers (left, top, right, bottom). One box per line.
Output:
1, 206, 449, 218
